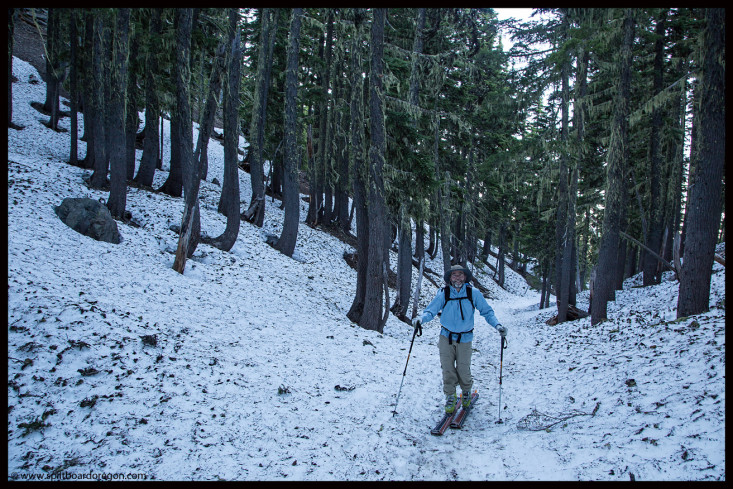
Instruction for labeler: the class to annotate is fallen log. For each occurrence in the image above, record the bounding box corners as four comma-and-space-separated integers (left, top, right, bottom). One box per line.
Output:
619, 230, 677, 277
546, 304, 589, 325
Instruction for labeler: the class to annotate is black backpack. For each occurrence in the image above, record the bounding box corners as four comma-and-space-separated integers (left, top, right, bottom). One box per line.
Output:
438, 284, 473, 320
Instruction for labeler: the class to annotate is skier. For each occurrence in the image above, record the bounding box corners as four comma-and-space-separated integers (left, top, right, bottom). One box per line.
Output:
413, 264, 507, 414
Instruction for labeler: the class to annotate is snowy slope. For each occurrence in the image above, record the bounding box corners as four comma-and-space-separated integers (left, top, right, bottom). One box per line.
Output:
8, 57, 725, 481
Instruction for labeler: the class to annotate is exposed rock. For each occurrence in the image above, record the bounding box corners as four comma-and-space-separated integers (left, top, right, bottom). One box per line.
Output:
54, 198, 121, 244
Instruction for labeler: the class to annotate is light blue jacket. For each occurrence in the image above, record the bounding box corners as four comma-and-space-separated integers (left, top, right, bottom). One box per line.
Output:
420, 284, 501, 343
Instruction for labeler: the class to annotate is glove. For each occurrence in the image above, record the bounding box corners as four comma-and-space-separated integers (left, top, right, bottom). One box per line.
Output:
412, 317, 422, 336
496, 324, 507, 337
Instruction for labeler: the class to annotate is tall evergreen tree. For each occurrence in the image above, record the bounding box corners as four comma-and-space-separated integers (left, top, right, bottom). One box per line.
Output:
197, 37, 227, 185
172, 8, 197, 273
88, 12, 109, 189
205, 8, 241, 252
244, 8, 277, 227
159, 10, 185, 199
347, 8, 369, 325
392, 7, 427, 321
642, 9, 669, 286
677, 8, 725, 318
135, 8, 163, 187
274, 8, 303, 258
361, 8, 389, 333
40, 9, 67, 131
68, 9, 79, 164
555, 9, 572, 323
106, 8, 131, 219
591, 9, 635, 325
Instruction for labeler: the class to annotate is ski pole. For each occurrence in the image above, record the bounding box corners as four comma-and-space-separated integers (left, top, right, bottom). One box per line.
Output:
393, 257, 426, 416
392, 321, 421, 416
496, 335, 508, 424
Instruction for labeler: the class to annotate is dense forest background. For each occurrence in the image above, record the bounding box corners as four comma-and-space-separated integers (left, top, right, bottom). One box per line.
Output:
8, 8, 725, 331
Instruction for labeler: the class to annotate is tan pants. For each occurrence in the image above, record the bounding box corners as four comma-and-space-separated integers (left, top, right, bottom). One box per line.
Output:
438, 334, 473, 396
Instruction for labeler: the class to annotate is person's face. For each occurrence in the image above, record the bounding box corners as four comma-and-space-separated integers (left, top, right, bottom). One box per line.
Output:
450, 271, 466, 289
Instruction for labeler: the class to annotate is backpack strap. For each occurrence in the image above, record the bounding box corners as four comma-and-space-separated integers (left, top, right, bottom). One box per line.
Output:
440, 284, 474, 321
441, 326, 474, 345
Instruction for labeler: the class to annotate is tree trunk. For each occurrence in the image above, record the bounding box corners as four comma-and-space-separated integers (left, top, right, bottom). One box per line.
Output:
663, 58, 687, 265
392, 7, 427, 322
78, 11, 94, 167
41, 9, 56, 113
274, 8, 303, 258
244, 8, 277, 227
677, 8, 725, 318
436, 106, 451, 273
320, 10, 335, 226
480, 229, 492, 263
88, 12, 109, 189
360, 8, 389, 333
206, 9, 241, 252
135, 8, 162, 187
347, 9, 368, 324
426, 223, 436, 258
198, 41, 226, 185
392, 204, 412, 320
555, 10, 571, 323
539, 257, 549, 310
158, 114, 164, 170
102, 23, 115, 184
215, 14, 238, 218
125, 26, 140, 181
8, 9, 17, 128
334, 76, 351, 233
591, 9, 634, 325
415, 220, 425, 262
42, 8, 64, 130
68, 9, 78, 164
307, 37, 325, 227
8, 8, 25, 130
643, 10, 668, 286
172, 9, 197, 273
574, 40, 590, 294
107, 8, 131, 220
159, 11, 185, 199
497, 219, 506, 288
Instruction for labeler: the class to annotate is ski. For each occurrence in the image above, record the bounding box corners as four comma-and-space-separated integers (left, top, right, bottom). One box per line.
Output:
450, 392, 479, 429
430, 410, 455, 436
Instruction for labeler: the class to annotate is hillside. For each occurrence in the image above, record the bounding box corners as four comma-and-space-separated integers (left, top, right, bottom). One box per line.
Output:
8, 56, 725, 481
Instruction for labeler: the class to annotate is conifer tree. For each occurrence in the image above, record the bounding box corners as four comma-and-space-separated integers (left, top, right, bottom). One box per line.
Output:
135, 8, 163, 187
361, 8, 389, 333
172, 8, 197, 273
677, 8, 725, 318
347, 8, 369, 325
591, 9, 635, 325
106, 8, 131, 220
273, 8, 303, 258
244, 8, 277, 227
204, 8, 242, 252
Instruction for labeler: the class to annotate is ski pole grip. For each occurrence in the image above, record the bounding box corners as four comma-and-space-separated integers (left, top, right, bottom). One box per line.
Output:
412, 320, 422, 337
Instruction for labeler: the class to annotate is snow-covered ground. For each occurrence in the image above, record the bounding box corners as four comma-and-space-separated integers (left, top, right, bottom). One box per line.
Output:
8, 57, 725, 481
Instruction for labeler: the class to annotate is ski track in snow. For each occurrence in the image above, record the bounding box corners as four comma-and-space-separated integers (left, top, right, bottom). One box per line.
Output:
8, 57, 725, 481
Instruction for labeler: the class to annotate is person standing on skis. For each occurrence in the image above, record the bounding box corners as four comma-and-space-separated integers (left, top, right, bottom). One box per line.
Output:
413, 264, 507, 413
